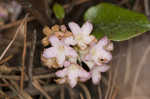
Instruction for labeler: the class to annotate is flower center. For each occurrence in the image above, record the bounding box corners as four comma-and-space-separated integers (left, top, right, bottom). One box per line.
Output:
69, 64, 78, 70
91, 48, 96, 56
76, 34, 83, 42
59, 45, 65, 53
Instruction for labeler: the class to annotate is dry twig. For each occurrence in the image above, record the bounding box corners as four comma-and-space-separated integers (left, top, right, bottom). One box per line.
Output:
68, 87, 74, 99
0, 15, 28, 61
109, 57, 121, 99
124, 40, 132, 84
60, 86, 65, 99
10, 80, 33, 99
97, 85, 102, 99
104, 71, 112, 99
0, 17, 35, 31
26, 85, 60, 96
144, 0, 150, 16
2, 79, 22, 98
79, 93, 84, 99
0, 55, 13, 64
0, 73, 55, 81
28, 30, 37, 88
131, 45, 150, 97
32, 79, 52, 99
20, 14, 28, 91
0, 90, 10, 98
111, 87, 119, 99
79, 83, 91, 99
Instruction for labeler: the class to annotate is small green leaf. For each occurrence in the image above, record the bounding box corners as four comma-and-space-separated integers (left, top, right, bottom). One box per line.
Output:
53, 3, 65, 20
84, 3, 150, 41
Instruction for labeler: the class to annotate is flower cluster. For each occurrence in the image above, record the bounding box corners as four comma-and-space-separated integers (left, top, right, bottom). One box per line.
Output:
41, 21, 113, 88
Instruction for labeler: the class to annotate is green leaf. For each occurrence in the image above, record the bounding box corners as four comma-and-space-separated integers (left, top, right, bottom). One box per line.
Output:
84, 3, 150, 41
53, 3, 65, 20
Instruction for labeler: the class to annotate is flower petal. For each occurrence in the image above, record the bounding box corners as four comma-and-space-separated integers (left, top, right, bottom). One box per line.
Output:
43, 47, 57, 58
84, 54, 91, 61
79, 78, 89, 82
83, 36, 93, 44
63, 36, 77, 45
79, 69, 90, 79
68, 22, 81, 35
92, 54, 102, 65
57, 78, 66, 84
84, 60, 95, 69
65, 47, 78, 58
78, 42, 87, 50
92, 72, 101, 84
68, 70, 78, 87
56, 53, 65, 66
49, 36, 60, 47
105, 42, 114, 51
96, 65, 110, 72
68, 77, 77, 88
98, 49, 112, 63
56, 68, 67, 77
64, 61, 71, 67
81, 21, 93, 35
97, 36, 109, 48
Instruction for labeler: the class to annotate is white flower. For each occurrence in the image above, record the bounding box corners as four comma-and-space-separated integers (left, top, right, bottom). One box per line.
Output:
62, 36, 76, 46
90, 65, 110, 84
68, 21, 94, 50
43, 36, 77, 67
105, 42, 114, 51
84, 36, 112, 66
56, 64, 90, 88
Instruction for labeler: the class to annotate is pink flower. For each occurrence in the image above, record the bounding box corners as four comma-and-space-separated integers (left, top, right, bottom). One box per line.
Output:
68, 21, 94, 49
43, 36, 77, 67
90, 65, 110, 84
85, 37, 112, 66
105, 42, 114, 51
62, 36, 76, 46
56, 64, 90, 88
